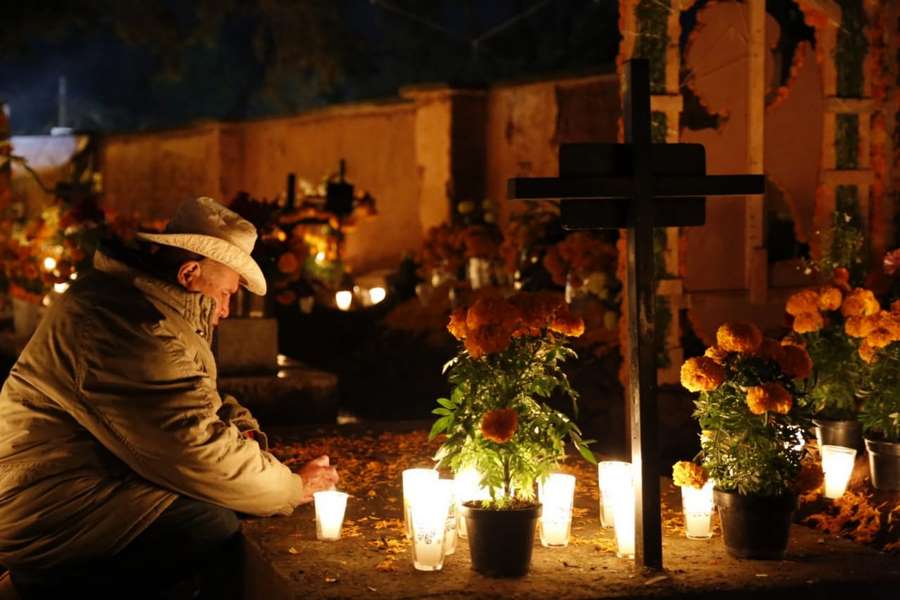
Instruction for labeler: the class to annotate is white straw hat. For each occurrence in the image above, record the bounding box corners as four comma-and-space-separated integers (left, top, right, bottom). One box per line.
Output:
136, 196, 267, 295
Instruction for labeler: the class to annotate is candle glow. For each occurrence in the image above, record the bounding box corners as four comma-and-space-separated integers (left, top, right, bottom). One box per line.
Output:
335, 290, 353, 311
369, 286, 387, 305
402, 468, 439, 538
313, 491, 348, 541
681, 479, 714, 539
821, 444, 857, 499
602, 462, 634, 558
453, 467, 489, 539
539, 473, 576, 547
597, 461, 630, 529
408, 483, 451, 571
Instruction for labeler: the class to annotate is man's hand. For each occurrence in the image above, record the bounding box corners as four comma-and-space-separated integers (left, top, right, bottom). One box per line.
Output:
297, 455, 340, 504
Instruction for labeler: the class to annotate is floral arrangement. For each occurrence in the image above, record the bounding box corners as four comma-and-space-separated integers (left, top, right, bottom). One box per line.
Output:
429, 290, 595, 505
672, 460, 708, 489
543, 231, 617, 289
681, 322, 812, 496
417, 223, 466, 282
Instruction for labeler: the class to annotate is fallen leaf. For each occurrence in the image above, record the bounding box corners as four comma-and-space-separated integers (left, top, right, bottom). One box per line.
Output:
287, 546, 299, 555
325, 576, 338, 583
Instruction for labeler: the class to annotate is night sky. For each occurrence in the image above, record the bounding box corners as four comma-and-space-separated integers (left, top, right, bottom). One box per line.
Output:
0, 0, 620, 135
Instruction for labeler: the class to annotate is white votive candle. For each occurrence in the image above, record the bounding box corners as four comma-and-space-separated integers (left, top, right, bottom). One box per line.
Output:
453, 467, 489, 539
409, 485, 451, 571
821, 444, 857, 499
605, 463, 634, 558
403, 468, 439, 538
335, 290, 352, 311
598, 461, 630, 529
681, 480, 714, 540
437, 479, 457, 555
539, 473, 576, 547
313, 491, 349, 541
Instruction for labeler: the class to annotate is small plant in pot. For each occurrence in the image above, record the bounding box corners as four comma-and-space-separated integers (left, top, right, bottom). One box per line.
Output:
784, 269, 869, 450
681, 322, 812, 559
430, 290, 595, 577
853, 306, 900, 490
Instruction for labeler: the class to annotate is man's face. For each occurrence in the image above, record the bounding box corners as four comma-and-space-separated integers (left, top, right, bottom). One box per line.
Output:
180, 259, 241, 326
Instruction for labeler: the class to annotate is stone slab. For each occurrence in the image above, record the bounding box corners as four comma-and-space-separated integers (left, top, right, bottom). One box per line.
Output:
241, 426, 900, 600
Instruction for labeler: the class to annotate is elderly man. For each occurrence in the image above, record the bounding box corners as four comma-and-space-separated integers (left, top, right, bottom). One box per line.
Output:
0, 197, 338, 598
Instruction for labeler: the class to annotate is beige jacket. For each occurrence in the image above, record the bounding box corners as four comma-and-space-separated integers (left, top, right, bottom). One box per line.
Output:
0, 251, 302, 570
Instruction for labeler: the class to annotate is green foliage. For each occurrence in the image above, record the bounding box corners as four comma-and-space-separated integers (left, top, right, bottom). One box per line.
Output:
859, 349, 900, 442
835, 114, 860, 170
651, 112, 667, 144
804, 210, 866, 286
430, 336, 595, 505
694, 354, 810, 497
633, 0, 669, 94
800, 326, 864, 420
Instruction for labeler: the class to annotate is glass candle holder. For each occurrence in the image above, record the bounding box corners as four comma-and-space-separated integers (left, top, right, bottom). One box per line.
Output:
437, 479, 457, 555
409, 485, 451, 571
403, 468, 439, 538
313, 491, 349, 541
681, 480, 714, 539
821, 444, 857, 499
453, 467, 489, 539
605, 463, 634, 558
539, 473, 576, 547
597, 461, 630, 529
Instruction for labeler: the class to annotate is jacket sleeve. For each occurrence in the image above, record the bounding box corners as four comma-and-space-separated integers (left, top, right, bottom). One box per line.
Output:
70, 314, 303, 517
219, 394, 269, 450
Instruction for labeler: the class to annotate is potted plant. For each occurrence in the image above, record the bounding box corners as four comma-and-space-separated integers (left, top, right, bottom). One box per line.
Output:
429, 290, 595, 577
851, 306, 900, 490
784, 269, 868, 450
681, 322, 812, 559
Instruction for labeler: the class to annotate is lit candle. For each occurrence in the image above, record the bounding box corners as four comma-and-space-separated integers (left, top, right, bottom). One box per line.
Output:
821, 444, 857, 499
605, 463, 634, 558
597, 461, 630, 529
453, 467, 489, 539
681, 479, 714, 539
437, 479, 457, 555
539, 473, 576, 547
335, 290, 352, 311
313, 491, 349, 541
369, 286, 387, 305
402, 468, 439, 538
409, 484, 451, 571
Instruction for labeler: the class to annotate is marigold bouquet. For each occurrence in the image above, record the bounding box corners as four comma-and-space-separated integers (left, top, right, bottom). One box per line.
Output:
850, 299, 900, 442
430, 290, 595, 506
681, 322, 812, 496
784, 268, 869, 419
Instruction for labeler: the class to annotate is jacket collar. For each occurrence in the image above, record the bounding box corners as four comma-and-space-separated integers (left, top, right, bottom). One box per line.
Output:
93, 249, 216, 340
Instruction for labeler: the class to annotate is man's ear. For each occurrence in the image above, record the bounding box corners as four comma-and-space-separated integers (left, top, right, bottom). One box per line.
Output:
177, 261, 202, 290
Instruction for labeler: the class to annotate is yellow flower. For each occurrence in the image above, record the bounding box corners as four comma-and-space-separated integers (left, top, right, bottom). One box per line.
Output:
841, 288, 880, 318
481, 408, 518, 443
672, 461, 708, 489
844, 316, 870, 338
716, 322, 763, 354
548, 310, 585, 338
703, 345, 729, 365
746, 383, 792, 415
680, 357, 726, 393
866, 328, 896, 349
792, 311, 824, 334
786, 289, 820, 316
817, 286, 843, 312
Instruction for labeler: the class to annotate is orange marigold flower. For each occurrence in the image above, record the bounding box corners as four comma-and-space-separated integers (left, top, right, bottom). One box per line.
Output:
891, 299, 900, 314
792, 311, 824, 334
777, 345, 812, 380
844, 316, 869, 338
757, 338, 785, 363
866, 328, 896, 350
841, 288, 880, 318
859, 341, 877, 364
481, 408, 518, 443
786, 289, 820, 316
549, 309, 585, 337
817, 286, 843, 312
672, 461, 708, 489
704, 346, 729, 365
447, 307, 469, 340
510, 292, 564, 337
716, 322, 763, 354
746, 383, 792, 415
464, 324, 513, 358
277, 252, 300, 274
832, 267, 851, 291
680, 357, 726, 393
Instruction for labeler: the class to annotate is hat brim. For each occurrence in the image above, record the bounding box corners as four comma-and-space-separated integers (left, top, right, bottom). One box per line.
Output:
136, 232, 267, 296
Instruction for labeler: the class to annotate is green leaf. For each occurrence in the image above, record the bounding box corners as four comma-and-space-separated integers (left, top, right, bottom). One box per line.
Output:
576, 443, 597, 465
437, 397, 455, 409
429, 416, 451, 440
432, 407, 451, 416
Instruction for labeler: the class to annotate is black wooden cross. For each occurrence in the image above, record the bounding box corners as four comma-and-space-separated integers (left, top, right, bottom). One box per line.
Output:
508, 59, 764, 570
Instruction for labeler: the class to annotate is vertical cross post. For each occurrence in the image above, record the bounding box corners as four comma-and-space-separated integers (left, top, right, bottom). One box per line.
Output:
623, 60, 662, 570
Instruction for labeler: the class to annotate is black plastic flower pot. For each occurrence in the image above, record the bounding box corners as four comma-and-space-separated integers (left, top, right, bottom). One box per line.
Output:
864, 437, 900, 491
460, 501, 541, 577
813, 418, 863, 452
713, 489, 797, 560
